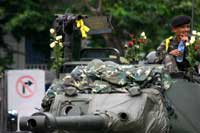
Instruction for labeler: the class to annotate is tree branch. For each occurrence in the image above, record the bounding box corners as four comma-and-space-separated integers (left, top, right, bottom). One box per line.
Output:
83, 0, 98, 15
96, 0, 102, 14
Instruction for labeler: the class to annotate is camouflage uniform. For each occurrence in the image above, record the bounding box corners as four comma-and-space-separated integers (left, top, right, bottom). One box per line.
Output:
156, 36, 190, 73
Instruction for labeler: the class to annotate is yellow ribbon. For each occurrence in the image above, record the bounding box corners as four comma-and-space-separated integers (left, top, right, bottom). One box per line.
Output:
165, 36, 173, 51
76, 19, 90, 38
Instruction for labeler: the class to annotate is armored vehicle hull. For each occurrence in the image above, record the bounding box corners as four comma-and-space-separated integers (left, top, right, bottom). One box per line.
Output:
19, 60, 200, 133
20, 60, 170, 133
20, 91, 169, 133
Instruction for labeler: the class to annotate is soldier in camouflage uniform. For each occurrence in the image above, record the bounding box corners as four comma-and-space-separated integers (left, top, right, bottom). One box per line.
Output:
156, 15, 191, 73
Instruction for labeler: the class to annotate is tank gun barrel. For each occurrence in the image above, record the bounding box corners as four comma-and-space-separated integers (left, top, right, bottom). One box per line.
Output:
20, 112, 108, 133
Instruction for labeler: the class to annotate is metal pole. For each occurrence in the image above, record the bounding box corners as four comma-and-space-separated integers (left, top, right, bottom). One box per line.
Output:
0, 73, 3, 133
3, 72, 9, 133
0, 72, 8, 133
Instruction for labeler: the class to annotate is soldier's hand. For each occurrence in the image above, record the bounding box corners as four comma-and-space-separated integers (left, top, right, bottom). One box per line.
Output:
169, 49, 182, 56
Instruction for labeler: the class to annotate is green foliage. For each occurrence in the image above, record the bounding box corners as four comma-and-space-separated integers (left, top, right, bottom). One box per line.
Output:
0, 27, 13, 72
0, 0, 64, 69
0, 51, 13, 72
51, 44, 64, 71
1, 0, 200, 69
1, 0, 53, 40
103, 1, 173, 45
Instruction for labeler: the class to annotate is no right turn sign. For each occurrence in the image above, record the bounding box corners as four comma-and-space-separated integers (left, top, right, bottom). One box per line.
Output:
7, 70, 45, 131
16, 75, 36, 98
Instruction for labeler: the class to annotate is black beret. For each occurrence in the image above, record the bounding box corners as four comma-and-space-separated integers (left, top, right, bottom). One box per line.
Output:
171, 15, 191, 27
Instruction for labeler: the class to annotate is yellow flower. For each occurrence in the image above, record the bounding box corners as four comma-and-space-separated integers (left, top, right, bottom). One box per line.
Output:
50, 41, 56, 48
56, 35, 62, 41
50, 28, 56, 35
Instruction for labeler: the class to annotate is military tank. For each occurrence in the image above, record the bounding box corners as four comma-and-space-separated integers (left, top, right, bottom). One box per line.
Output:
20, 59, 171, 133
19, 12, 200, 133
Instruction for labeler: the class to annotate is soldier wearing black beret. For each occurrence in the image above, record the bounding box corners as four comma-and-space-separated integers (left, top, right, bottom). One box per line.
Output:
156, 15, 191, 73
171, 15, 191, 28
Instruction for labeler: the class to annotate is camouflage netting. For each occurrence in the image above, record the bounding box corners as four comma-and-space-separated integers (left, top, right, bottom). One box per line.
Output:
46, 59, 171, 93
41, 59, 172, 133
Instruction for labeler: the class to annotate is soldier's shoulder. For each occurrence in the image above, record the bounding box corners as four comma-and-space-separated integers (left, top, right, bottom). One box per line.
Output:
165, 36, 174, 42
161, 36, 174, 46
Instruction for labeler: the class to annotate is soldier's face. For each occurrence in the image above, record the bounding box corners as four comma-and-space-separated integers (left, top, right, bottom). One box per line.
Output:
172, 24, 190, 37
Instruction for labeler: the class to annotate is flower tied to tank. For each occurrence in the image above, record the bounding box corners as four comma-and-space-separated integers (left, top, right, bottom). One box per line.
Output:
185, 30, 200, 68
76, 19, 90, 38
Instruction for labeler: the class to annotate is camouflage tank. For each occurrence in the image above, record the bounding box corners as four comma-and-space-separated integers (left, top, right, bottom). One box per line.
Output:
20, 59, 172, 133
19, 12, 200, 133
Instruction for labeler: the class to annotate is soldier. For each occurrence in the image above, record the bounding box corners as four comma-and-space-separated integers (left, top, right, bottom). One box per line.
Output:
156, 15, 191, 73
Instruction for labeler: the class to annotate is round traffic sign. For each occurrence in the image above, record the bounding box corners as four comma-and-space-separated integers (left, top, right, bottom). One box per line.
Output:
16, 75, 37, 98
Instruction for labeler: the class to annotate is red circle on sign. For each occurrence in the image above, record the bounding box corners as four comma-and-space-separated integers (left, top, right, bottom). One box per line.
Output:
16, 75, 37, 98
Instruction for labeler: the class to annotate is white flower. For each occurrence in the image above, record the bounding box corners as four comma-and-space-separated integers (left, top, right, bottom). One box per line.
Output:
140, 32, 145, 37
59, 42, 63, 47
56, 35, 62, 40
124, 44, 128, 48
185, 42, 190, 46
50, 28, 55, 34
192, 30, 197, 35
50, 41, 56, 48
143, 36, 147, 39
135, 45, 140, 49
190, 36, 196, 44
197, 32, 200, 36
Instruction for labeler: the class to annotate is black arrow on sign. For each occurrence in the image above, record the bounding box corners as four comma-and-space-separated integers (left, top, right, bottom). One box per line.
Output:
22, 80, 33, 94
